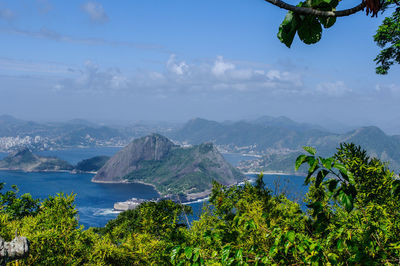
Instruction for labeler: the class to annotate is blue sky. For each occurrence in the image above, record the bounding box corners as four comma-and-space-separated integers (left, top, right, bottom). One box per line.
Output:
0, 0, 399, 132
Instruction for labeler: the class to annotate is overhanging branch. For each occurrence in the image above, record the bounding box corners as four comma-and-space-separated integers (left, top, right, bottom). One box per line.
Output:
264, 0, 366, 17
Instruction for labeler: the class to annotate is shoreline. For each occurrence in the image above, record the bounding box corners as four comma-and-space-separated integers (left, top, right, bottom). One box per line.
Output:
243, 171, 304, 176
0, 168, 99, 175
0, 168, 74, 174
91, 178, 161, 195
221, 152, 262, 158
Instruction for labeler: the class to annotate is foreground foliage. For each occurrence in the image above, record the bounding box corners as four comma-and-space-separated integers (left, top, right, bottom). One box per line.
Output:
1, 143, 400, 265
273, 0, 400, 74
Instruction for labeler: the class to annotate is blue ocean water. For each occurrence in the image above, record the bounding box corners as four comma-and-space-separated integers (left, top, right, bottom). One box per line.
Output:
0, 147, 308, 228
0, 170, 159, 228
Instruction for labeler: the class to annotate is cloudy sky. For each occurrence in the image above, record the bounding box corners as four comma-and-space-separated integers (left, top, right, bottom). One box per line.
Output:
0, 0, 399, 131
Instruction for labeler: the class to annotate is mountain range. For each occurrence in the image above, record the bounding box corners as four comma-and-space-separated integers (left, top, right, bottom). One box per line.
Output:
2, 114, 400, 173
171, 118, 400, 173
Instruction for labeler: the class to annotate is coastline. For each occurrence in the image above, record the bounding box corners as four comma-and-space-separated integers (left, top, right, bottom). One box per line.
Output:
0, 168, 101, 175
221, 152, 262, 158
243, 171, 304, 176
91, 178, 161, 195
0, 168, 74, 174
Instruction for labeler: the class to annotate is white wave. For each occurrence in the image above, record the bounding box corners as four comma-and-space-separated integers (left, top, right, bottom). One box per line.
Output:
184, 197, 209, 205
94, 208, 121, 216
78, 207, 121, 216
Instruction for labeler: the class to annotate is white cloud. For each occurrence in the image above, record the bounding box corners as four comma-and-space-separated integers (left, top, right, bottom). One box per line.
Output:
56, 61, 129, 93
166, 54, 188, 75
47, 55, 306, 96
212, 56, 235, 76
82, 1, 108, 23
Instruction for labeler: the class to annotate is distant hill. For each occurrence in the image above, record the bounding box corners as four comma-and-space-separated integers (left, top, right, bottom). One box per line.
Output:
0, 148, 73, 171
249, 115, 326, 132
75, 156, 110, 172
173, 118, 400, 173
93, 134, 245, 196
171, 118, 332, 151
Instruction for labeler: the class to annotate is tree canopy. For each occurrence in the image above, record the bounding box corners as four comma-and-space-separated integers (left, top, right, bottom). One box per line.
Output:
268, 0, 400, 74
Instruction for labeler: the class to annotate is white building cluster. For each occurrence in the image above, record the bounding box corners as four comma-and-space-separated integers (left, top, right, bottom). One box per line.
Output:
0, 135, 46, 151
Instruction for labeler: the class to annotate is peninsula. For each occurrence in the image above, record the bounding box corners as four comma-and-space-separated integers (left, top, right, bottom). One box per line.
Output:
0, 148, 73, 172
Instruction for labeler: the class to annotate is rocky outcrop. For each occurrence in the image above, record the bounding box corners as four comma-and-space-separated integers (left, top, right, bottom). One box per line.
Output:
0, 236, 29, 265
94, 134, 177, 182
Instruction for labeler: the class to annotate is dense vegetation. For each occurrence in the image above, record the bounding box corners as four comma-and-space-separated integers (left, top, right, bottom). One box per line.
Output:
124, 143, 243, 195
1, 143, 400, 264
75, 156, 110, 172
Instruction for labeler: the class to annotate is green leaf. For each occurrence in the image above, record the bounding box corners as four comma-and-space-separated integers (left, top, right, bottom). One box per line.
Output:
222, 245, 231, 262
320, 157, 334, 169
327, 179, 339, 192
227, 258, 235, 265
339, 191, 353, 212
337, 239, 344, 252
303, 146, 317, 155
295, 155, 307, 171
287, 231, 295, 243
277, 11, 300, 48
392, 180, 400, 197
297, 16, 322, 44
235, 249, 243, 263
170, 246, 181, 262
297, 245, 305, 253
316, 169, 329, 187
269, 245, 278, 256
261, 256, 270, 263
328, 252, 339, 263
318, 16, 336, 28
305, 157, 319, 185
285, 241, 291, 254
333, 163, 350, 181
185, 247, 193, 260
193, 248, 200, 262
307, 156, 318, 169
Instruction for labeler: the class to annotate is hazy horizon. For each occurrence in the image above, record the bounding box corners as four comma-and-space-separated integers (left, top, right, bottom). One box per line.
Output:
1, 1, 399, 133
0, 112, 395, 136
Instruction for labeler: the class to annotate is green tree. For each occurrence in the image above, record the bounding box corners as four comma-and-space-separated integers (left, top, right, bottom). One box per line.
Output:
266, 0, 400, 74
0, 183, 40, 220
